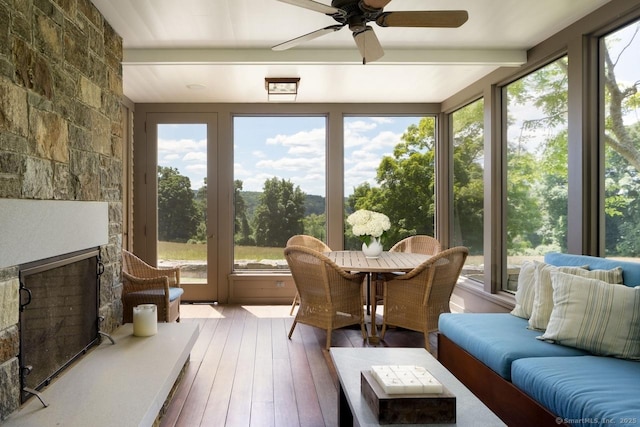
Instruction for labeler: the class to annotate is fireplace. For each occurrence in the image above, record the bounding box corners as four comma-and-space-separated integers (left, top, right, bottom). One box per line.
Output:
18, 248, 103, 403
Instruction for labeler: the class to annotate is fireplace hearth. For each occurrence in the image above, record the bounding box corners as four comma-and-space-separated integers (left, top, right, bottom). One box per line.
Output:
18, 248, 103, 403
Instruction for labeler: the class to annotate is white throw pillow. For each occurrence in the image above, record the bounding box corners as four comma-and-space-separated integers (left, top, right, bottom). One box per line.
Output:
528, 262, 622, 331
510, 261, 537, 319
538, 271, 640, 360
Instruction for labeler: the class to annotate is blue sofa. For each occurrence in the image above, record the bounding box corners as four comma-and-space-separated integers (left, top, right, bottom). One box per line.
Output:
438, 253, 640, 427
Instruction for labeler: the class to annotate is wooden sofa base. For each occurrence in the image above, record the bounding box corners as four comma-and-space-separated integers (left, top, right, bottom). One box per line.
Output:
437, 333, 569, 427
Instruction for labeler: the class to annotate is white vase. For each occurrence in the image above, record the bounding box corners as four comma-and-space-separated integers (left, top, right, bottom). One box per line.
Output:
362, 237, 383, 259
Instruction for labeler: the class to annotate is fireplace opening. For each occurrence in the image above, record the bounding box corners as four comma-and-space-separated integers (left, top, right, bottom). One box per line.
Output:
18, 248, 103, 403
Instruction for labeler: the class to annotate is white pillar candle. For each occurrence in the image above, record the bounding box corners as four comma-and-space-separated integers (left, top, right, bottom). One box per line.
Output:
133, 304, 158, 337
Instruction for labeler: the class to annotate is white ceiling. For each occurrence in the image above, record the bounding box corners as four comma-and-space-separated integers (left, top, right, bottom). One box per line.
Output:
90, 0, 610, 104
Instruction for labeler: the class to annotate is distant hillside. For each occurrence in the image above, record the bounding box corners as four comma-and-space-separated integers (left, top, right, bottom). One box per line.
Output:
240, 191, 326, 219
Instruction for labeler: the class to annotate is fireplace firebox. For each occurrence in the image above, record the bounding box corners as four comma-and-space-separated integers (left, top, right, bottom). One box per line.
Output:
18, 248, 103, 403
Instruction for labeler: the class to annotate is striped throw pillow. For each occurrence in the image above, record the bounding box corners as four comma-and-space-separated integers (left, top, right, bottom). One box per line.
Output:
510, 261, 537, 319
538, 271, 640, 360
528, 262, 622, 331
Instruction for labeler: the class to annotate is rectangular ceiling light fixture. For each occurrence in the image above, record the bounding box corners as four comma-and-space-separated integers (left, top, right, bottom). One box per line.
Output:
265, 77, 300, 102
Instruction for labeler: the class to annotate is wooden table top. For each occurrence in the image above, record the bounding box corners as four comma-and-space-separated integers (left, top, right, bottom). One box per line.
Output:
326, 250, 430, 273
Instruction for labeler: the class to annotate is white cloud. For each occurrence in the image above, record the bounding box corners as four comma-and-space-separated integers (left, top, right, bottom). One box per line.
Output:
186, 164, 206, 172
344, 131, 369, 148
158, 154, 180, 166
370, 130, 402, 148
158, 138, 206, 155
243, 172, 281, 192
257, 156, 325, 172
234, 163, 251, 178
266, 128, 325, 157
345, 120, 377, 133
183, 152, 206, 162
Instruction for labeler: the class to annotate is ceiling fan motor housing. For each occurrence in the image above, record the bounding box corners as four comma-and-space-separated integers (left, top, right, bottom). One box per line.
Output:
330, 0, 382, 32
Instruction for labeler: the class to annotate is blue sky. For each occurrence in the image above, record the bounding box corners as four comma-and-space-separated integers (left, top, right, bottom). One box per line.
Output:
158, 116, 425, 197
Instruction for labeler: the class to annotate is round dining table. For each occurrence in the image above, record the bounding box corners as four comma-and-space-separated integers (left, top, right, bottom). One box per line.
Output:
325, 250, 431, 343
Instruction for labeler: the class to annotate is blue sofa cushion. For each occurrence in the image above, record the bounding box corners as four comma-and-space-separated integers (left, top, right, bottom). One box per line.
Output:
512, 356, 640, 427
169, 287, 184, 301
438, 313, 589, 380
544, 252, 640, 287
127, 287, 184, 301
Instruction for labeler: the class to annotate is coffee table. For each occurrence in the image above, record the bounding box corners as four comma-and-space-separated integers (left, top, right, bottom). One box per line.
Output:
330, 347, 505, 426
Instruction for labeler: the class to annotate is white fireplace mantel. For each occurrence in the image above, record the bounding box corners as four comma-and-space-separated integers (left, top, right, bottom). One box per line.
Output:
0, 199, 109, 269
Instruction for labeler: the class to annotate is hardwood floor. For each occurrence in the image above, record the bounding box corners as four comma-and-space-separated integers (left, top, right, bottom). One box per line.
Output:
159, 304, 435, 427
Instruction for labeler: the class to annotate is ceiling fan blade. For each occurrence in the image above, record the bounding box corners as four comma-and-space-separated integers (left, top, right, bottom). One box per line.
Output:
353, 27, 384, 64
361, 0, 392, 9
376, 10, 469, 28
272, 25, 344, 51
276, 0, 345, 17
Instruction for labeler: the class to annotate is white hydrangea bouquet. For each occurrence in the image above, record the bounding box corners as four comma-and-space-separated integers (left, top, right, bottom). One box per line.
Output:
346, 209, 391, 246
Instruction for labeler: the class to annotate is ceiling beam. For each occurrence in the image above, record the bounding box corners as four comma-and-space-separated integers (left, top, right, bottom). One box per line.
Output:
123, 48, 526, 66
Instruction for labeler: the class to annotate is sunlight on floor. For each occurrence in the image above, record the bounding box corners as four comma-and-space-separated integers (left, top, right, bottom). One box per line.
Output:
180, 303, 226, 318
241, 305, 293, 318
179, 304, 296, 319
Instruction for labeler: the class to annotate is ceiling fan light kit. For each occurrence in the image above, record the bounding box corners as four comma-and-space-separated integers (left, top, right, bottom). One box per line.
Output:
265, 77, 300, 102
273, 0, 469, 64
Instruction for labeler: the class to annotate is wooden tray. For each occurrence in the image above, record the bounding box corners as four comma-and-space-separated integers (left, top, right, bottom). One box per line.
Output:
361, 370, 456, 424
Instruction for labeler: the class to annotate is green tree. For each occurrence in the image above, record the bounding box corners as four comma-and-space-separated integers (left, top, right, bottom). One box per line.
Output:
452, 99, 485, 254
253, 177, 306, 247
348, 120, 437, 247
503, 28, 640, 256
157, 166, 198, 242
302, 213, 326, 241
602, 24, 640, 255
504, 58, 568, 255
234, 180, 254, 245
348, 116, 490, 252
190, 177, 207, 243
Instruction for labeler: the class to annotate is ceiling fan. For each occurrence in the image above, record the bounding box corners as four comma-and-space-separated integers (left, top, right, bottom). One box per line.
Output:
272, 0, 469, 64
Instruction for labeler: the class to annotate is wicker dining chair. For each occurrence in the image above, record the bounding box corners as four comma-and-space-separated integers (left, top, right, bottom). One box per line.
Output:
286, 235, 332, 315
284, 245, 368, 349
379, 246, 468, 351
121, 249, 184, 323
374, 235, 442, 304
389, 235, 442, 254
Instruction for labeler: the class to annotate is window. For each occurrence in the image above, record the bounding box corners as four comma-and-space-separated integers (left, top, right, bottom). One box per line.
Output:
452, 99, 485, 281
233, 116, 327, 271
343, 116, 436, 250
504, 58, 569, 292
602, 21, 640, 259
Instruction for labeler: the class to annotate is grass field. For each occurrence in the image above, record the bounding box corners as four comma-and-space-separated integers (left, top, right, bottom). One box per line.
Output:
159, 241, 487, 266
158, 241, 284, 261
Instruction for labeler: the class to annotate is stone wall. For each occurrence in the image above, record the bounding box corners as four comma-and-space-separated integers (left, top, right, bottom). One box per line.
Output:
0, 0, 123, 420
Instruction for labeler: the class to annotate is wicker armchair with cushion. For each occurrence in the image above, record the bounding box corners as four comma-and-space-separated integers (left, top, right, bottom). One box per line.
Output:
380, 246, 468, 351
121, 249, 184, 323
286, 235, 332, 315
284, 245, 367, 349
